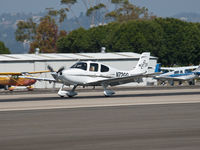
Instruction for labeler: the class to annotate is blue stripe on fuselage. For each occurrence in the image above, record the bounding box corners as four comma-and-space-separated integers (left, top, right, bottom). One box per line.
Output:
169, 73, 193, 77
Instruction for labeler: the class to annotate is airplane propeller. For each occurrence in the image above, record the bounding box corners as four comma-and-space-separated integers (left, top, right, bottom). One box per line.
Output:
47, 65, 55, 72
47, 65, 65, 73
47, 65, 65, 89
47, 65, 65, 80
57, 66, 65, 74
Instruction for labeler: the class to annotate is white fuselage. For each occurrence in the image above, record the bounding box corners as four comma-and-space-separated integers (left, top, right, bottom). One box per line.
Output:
57, 61, 138, 85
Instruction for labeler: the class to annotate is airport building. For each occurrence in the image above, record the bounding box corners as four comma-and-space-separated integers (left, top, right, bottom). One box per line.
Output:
0, 52, 157, 88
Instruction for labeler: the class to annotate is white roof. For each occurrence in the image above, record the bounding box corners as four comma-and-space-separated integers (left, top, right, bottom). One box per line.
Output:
0, 52, 156, 62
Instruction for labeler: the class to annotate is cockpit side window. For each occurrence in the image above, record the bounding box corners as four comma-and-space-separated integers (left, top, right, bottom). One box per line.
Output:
174, 71, 179, 74
70, 62, 87, 71
163, 70, 169, 73
101, 65, 109, 72
185, 69, 191, 73
90, 63, 98, 72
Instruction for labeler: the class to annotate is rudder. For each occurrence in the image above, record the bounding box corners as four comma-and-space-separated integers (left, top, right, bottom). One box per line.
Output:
133, 52, 150, 74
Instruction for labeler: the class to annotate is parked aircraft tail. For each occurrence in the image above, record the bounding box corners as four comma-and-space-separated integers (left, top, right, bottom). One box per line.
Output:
155, 63, 161, 73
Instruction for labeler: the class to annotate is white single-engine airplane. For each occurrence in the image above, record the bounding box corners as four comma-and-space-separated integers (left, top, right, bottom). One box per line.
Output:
23, 52, 153, 97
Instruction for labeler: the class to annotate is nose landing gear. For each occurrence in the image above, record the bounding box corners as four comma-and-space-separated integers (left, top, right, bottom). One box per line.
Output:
58, 84, 78, 97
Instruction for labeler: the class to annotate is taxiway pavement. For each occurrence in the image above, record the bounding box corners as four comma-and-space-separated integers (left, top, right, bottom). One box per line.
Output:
0, 87, 200, 111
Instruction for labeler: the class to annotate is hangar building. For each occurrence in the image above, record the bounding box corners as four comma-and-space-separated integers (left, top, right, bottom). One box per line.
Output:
0, 52, 157, 88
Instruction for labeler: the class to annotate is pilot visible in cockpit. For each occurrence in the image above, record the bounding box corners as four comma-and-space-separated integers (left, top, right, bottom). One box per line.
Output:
90, 66, 95, 71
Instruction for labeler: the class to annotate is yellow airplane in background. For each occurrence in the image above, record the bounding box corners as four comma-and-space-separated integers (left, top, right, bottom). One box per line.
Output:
0, 71, 49, 91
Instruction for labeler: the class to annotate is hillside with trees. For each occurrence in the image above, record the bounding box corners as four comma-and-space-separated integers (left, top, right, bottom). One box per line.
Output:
2, 0, 200, 66
57, 18, 200, 66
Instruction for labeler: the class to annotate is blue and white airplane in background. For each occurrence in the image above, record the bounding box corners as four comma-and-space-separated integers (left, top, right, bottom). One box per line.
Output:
154, 64, 200, 86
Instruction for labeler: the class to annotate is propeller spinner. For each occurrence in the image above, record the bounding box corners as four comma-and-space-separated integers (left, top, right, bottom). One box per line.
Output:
57, 66, 65, 74
47, 65, 65, 79
47, 65, 65, 73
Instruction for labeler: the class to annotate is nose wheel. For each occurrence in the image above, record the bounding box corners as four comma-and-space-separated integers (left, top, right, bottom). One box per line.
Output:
58, 85, 78, 97
67, 91, 77, 97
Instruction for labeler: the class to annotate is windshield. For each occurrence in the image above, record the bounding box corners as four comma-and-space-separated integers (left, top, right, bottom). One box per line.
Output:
70, 62, 87, 71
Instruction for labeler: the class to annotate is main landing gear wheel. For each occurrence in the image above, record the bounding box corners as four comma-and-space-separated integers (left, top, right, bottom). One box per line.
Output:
104, 90, 115, 97
188, 79, 195, 85
66, 85, 78, 97
102, 84, 115, 97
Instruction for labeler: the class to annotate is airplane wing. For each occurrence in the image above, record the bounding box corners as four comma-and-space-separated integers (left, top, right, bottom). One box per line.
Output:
0, 71, 49, 76
86, 73, 156, 86
161, 66, 199, 71
20, 76, 57, 82
20, 76, 67, 85
24, 71, 50, 74
155, 75, 197, 81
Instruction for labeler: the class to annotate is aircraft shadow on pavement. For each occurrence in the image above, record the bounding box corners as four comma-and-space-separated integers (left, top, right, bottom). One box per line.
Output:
1, 91, 200, 103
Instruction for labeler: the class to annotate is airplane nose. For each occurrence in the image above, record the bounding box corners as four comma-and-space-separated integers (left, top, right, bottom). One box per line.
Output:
57, 70, 70, 81
57, 66, 65, 75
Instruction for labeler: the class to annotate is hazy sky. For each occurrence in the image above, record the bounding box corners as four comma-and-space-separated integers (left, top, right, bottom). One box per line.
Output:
1, 0, 200, 17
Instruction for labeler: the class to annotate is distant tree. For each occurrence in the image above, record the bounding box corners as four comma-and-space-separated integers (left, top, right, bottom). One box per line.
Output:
155, 18, 200, 65
46, 7, 69, 24
86, 3, 106, 26
106, 0, 156, 22
57, 27, 92, 53
58, 30, 67, 38
0, 41, 11, 54
15, 18, 37, 42
60, 0, 81, 26
15, 13, 67, 53
29, 16, 59, 53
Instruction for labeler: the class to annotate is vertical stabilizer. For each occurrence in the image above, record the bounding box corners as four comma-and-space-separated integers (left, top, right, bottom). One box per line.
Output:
132, 52, 150, 74
155, 63, 161, 73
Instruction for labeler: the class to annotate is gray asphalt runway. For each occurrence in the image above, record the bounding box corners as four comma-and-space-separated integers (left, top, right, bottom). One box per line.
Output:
0, 104, 200, 150
1, 87, 200, 150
